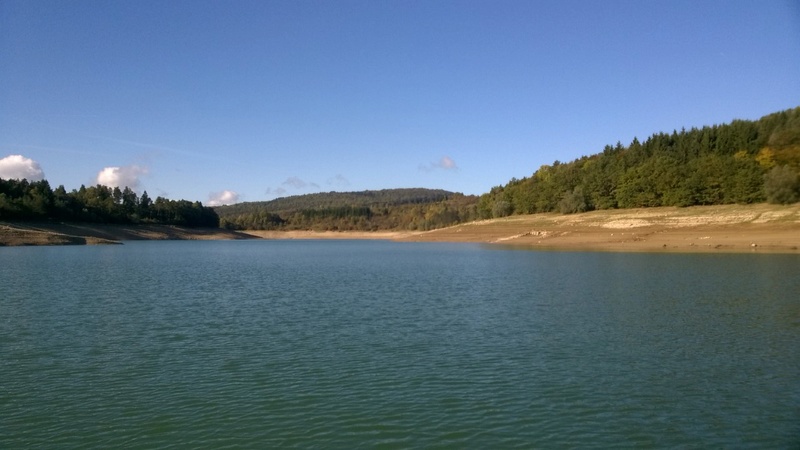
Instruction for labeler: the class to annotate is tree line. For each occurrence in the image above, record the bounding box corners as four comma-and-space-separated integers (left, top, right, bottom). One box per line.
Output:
215, 189, 479, 231
478, 107, 800, 218
0, 180, 219, 227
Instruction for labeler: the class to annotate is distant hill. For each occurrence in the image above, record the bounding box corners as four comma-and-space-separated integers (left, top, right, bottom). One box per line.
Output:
214, 188, 479, 231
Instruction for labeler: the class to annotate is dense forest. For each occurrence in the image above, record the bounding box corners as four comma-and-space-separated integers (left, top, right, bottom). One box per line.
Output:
477, 107, 800, 218
215, 189, 479, 231
0, 180, 219, 227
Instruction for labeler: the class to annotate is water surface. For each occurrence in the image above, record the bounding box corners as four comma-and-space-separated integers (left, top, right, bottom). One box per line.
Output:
2, 240, 798, 447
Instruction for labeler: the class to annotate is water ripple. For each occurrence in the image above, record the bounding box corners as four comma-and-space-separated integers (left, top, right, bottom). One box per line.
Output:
1, 242, 798, 448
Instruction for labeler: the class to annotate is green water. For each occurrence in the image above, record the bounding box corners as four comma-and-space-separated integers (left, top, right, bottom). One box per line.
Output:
1, 240, 798, 448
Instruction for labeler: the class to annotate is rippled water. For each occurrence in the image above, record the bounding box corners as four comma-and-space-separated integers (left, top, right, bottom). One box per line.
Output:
2, 240, 799, 447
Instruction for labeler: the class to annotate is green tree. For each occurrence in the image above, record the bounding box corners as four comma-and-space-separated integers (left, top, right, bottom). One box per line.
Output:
121, 187, 138, 217
558, 186, 588, 214
764, 165, 800, 204
492, 200, 512, 218
139, 191, 152, 220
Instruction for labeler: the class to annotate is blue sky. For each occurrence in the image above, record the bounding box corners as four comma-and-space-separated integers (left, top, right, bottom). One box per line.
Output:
1, 0, 799, 205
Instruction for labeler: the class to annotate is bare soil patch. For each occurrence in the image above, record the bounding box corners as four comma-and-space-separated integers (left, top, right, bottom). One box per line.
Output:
398, 204, 800, 253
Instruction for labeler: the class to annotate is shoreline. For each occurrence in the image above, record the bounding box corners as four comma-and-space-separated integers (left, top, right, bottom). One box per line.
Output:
2, 204, 798, 253
0, 222, 257, 246
243, 230, 410, 241
398, 203, 800, 253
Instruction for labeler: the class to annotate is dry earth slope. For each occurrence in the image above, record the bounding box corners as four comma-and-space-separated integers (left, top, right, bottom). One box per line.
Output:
398, 204, 800, 253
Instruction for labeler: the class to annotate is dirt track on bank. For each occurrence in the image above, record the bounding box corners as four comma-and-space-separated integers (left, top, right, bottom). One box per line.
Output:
2, 204, 799, 253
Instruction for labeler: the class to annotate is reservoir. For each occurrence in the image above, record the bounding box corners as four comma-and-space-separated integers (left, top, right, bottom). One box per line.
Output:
2, 240, 798, 447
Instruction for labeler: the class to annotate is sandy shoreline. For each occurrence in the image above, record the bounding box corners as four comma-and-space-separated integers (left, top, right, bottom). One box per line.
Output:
243, 230, 410, 240
2, 204, 798, 253
0, 222, 257, 246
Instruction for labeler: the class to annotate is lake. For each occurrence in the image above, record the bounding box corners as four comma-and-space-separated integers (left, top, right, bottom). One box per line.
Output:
1, 240, 798, 448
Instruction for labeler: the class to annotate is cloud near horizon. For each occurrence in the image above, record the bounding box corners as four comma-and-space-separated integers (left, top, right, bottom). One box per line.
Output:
419, 155, 458, 172
326, 174, 350, 188
96, 165, 147, 190
265, 187, 287, 197
0, 154, 45, 181
265, 176, 323, 199
282, 176, 320, 190
207, 190, 240, 206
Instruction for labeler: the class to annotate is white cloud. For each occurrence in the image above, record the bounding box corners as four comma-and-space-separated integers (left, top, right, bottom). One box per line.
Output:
207, 190, 240, 206
0, 154, 45, 181
420, 155, 459, 172
96, 165, 147, 190
439, 156, 457, 169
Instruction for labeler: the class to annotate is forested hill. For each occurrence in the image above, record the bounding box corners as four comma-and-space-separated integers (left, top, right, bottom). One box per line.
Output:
215, 188, 478, 231
476, 107, 800, 218
227, 188, 454, 212
0, 181, 219, 227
